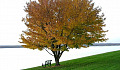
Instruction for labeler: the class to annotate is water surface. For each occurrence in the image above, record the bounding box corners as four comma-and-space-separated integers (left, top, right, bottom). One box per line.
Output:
0, 46, 120, 70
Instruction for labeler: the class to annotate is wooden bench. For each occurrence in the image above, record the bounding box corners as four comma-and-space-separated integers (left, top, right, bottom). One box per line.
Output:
42, 60, 52, 67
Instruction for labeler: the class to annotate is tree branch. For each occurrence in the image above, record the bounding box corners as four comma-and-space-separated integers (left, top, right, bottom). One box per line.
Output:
35, 23, 47, 34
41, 26, 47, 34
44, 48, 54, 56
59, 51, 64, 58
67, 28, 74, 39
60, 29, 63, 36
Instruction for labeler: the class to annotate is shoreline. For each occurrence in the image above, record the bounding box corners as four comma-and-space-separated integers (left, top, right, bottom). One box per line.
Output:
0, 43, 120, 48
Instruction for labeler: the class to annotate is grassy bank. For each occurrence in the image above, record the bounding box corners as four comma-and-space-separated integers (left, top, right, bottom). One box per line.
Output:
24, 50, 120, 70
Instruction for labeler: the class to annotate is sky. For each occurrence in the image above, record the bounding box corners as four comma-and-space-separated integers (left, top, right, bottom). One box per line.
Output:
0, 0, 120, 45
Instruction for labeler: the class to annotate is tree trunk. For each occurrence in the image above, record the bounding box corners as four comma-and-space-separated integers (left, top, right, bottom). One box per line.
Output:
52, 50, 64, 66
51, 45, 65, 66
55, 56, 60, 66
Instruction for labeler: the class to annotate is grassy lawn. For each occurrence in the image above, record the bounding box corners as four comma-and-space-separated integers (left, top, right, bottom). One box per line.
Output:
24, 50, 120, 70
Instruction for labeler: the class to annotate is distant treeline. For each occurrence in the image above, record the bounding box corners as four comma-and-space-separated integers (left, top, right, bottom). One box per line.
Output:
0, 43, 120, 48
92, 43, 120, 46
0, 45, 23, 48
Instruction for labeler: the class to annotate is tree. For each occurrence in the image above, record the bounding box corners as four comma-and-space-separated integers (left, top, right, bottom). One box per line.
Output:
20, 0, 108, 66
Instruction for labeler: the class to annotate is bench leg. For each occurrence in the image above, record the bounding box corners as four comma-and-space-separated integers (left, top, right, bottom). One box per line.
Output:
42, 63, 43, 67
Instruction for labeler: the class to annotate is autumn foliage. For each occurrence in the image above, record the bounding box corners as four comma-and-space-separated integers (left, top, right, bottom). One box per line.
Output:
20, 0, 107, 66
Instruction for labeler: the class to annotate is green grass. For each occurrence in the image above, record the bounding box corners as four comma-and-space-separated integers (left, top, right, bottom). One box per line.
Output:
24, 50, 120, 70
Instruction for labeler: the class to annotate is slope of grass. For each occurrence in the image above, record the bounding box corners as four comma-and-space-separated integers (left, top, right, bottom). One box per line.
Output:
24, 50, 120, 70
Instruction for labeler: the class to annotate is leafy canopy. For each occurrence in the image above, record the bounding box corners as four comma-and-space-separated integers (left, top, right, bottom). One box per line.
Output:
20, 0, 107, 51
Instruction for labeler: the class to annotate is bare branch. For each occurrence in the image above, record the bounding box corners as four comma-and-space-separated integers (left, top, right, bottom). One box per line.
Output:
44, 48, 54, 56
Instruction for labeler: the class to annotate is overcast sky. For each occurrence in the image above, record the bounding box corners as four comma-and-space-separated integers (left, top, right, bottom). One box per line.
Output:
0, 0, 120, 45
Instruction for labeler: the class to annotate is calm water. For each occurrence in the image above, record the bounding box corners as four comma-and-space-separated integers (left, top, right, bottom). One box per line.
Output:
0, 46, 120, 70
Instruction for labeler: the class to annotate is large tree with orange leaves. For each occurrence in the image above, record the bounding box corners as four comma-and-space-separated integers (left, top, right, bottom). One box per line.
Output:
20, 0, 107, 66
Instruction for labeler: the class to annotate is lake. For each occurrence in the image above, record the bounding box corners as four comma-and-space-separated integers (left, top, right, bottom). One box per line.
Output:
0, 46, 120, 70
